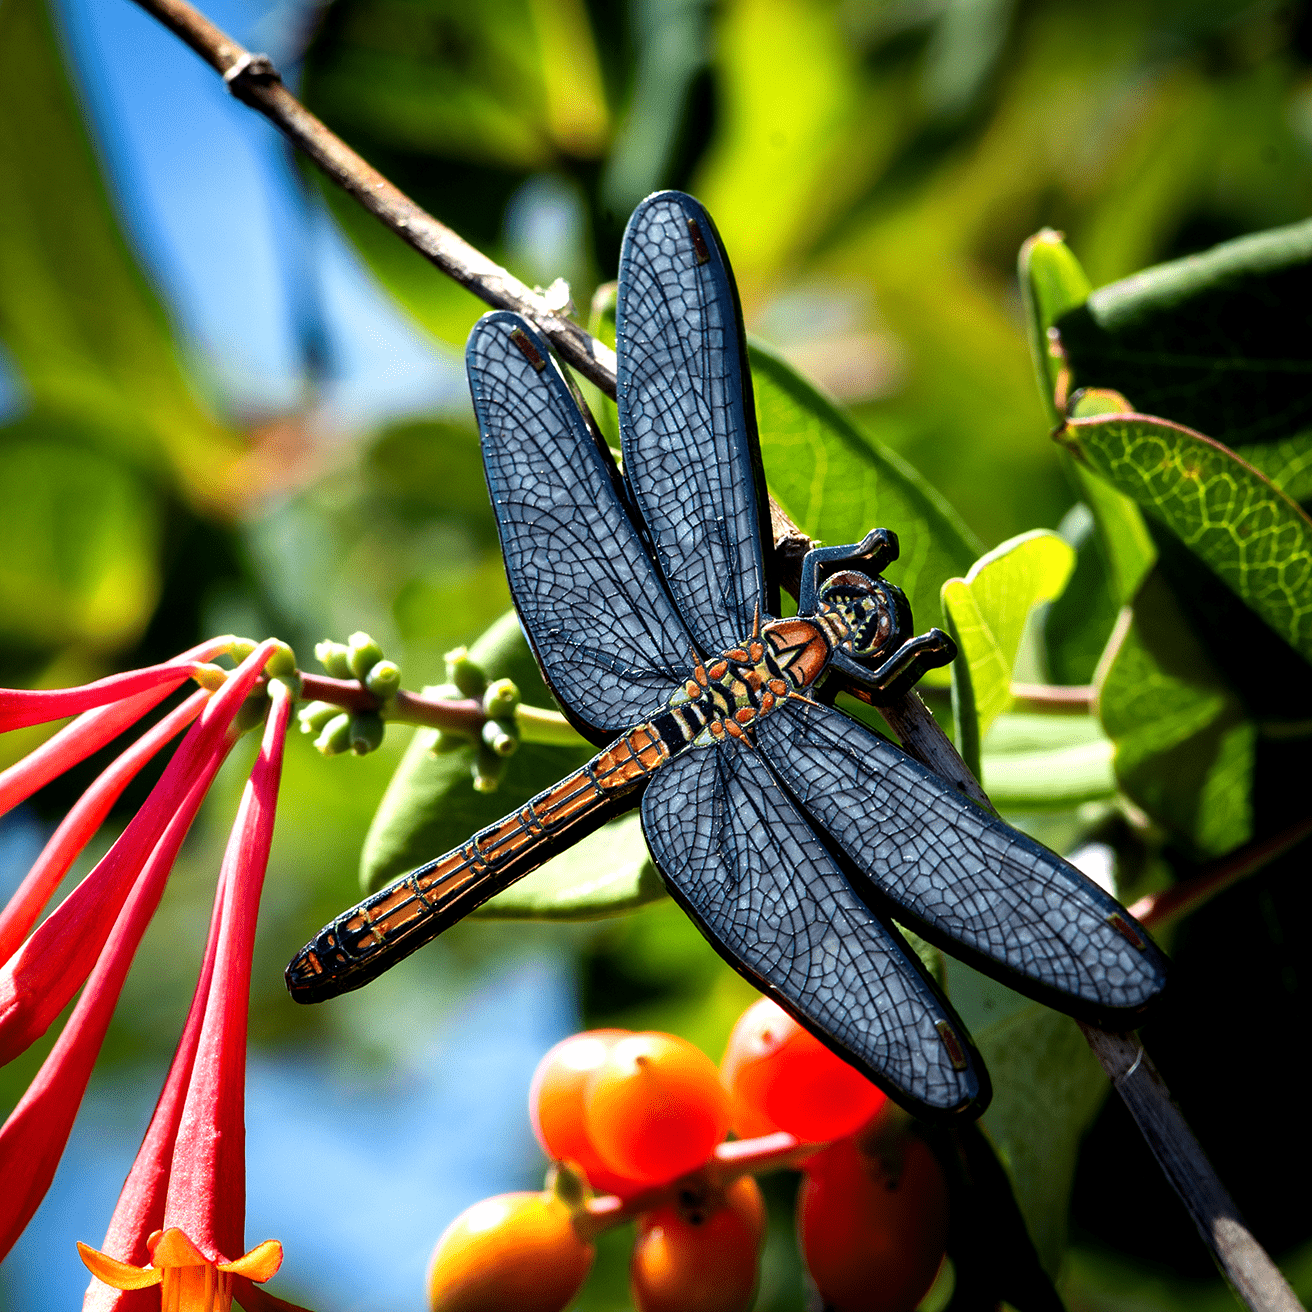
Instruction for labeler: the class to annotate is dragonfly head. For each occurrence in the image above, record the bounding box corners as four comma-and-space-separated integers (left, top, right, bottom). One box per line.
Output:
816, 570, 913, 661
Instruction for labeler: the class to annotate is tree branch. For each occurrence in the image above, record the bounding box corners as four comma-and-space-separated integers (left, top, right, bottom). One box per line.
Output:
128, 4, 1304, 1306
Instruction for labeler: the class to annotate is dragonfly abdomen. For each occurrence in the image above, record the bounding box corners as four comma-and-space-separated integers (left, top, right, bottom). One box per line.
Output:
286, 722, 671, 1002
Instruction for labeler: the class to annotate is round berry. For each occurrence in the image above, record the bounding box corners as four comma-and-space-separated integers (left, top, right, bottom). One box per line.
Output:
426, 1191, 593, 1312
585, 1032, 730, 1182
631, 1176, 766, 1312
721, 998, 886, 1143
529, 1029, 645, 1195
797, 1131, 948, 1312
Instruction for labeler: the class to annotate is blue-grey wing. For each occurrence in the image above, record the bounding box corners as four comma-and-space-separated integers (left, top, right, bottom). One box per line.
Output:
616, 192, 776, 655
755, 699, 1169, 1023
467, 312, 694, 741
641, 737, 987, 1118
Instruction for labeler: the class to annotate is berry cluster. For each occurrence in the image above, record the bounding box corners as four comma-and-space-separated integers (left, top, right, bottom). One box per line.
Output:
426, 998, 949, 1312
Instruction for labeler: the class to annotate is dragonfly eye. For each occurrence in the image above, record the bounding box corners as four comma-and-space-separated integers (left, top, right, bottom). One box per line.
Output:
817, 570, 910, 659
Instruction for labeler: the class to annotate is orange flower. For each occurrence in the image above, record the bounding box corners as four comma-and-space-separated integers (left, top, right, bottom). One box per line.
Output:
78, 1228, 284, 1312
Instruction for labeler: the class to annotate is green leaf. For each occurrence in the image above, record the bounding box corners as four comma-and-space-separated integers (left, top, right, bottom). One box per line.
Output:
1235, 428, 1312, 504
948, 955, 1107, 1275
980, 713, 1116, 811
941, 531, 1076, 777
473, 810, 666, 918
1058, 411, 1312, 664
1057, 219, 1312, 452
0, 421, 160, 649
0, 0, 239, 504
304, 0, 607, 169
749, 340, 982, 636
1097, 569, 1254, 856
1042, 505, 1121, 686
1018, 228, 1092, 422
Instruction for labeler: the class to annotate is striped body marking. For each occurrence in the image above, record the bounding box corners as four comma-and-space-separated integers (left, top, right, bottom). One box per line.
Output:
288, 616, 840, 998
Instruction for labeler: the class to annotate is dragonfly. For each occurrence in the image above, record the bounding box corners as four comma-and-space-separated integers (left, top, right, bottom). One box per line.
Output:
286, 190, 1167, 1119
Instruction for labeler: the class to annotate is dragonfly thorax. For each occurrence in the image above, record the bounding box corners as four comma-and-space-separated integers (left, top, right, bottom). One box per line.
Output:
658, 617, 830, 750
813, 569, 913, 662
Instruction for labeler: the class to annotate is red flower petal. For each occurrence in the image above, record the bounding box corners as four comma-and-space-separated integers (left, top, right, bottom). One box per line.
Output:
0, 760, 220, 1261
165, 681, 292, 1264
0, 638, 230, 734
82, 858, 229, 1312
0, 684, 176, 820
0, 690, 208, 968
0, 643, 278, 1066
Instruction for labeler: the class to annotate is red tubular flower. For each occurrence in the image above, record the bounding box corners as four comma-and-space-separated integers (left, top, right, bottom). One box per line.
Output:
0, 638, 232, 735
0, 685, 179, 820
0, 642, 278, 1065
0, 689, 210, 967
0, 761, 224, 1260
79, 679, 313, 1312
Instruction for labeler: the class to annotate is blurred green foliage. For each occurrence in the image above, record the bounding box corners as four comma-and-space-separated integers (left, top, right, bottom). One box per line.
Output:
4, 0, 1312, 1307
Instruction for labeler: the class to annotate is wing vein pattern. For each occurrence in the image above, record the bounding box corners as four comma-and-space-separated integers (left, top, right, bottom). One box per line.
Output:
641, 735, 982, 1115
468, 313, 694, 738
755, 699, 1168, 1019
616, 192, 773, 653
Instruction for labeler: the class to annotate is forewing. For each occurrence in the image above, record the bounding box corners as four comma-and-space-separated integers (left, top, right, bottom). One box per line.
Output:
467, 313, 694, 741
616, 192, 777, 654
756, 699, 1169, 1023
641, 738, 986, 1118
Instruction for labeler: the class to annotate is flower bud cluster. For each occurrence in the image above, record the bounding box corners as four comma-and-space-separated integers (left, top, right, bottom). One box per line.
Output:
299, 631, 399, 756
427, 647, 522, 793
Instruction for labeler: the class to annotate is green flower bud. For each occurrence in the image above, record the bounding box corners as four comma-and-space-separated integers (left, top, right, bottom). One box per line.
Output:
314, 712, 353, 756
349, 711, 385, 755
228, 637, 258, 664
315, 641, 353, 680
265, 639, 298, 679
481, 717, 518, 757
234, 688, 270, 735
297, 700, 339, 734
482, 677, 520, 720
365, 660, 401, 699
471, 742, 507, 793
192, 664, 228, 692
348, 632, 385, 681
444, 646, 486, 699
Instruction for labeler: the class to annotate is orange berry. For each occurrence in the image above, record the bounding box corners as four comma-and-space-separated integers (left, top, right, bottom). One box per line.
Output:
631, 1176, 766, 1312
797, 1131, 948, 1312
585, 1032, 730, 1182
426, 1191, 593, 1312
721, 998, 886, 1143
528, 1029, 645, 1195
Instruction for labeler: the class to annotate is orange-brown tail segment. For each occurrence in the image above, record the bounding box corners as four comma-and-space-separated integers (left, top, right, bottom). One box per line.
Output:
285, 724, 669, 1003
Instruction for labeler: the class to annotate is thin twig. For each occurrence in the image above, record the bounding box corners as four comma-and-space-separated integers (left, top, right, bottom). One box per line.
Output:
128, 5, 1304, 1307
1131, 817, 1312, 932
580, 1131, 822, 1238
1010, 682, 1096, 713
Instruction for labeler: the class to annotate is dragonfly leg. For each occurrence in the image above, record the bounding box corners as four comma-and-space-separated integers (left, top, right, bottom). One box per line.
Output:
830, 628, 957, 704
797, 528, 901, 613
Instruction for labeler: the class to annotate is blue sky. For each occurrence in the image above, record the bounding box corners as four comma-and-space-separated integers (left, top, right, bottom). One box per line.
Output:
51, 0, 466, 429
